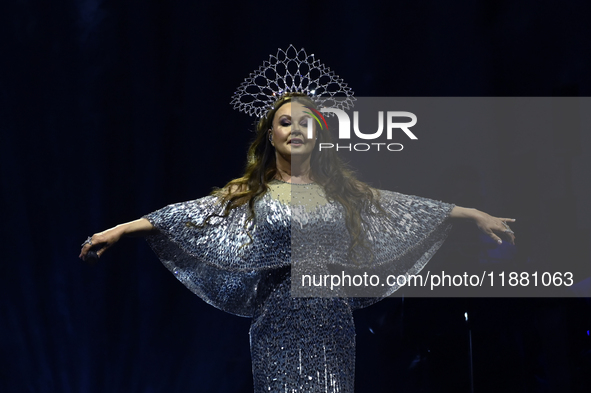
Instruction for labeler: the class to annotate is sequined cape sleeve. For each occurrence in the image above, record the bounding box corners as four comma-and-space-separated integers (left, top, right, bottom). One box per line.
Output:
289, 186, 454, 308
143, 194, 290, 317
348, 189, 454, 308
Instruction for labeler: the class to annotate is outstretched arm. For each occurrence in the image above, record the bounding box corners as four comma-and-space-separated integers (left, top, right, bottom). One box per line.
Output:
79, 218, 156, 261
450, 206, 516, 245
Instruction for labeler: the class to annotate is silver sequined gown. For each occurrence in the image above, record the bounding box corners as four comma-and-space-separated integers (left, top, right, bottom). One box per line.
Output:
144, 181, 454, 392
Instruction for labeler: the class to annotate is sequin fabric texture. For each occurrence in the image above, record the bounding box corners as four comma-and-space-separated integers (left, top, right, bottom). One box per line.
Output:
144, 181, 454, 392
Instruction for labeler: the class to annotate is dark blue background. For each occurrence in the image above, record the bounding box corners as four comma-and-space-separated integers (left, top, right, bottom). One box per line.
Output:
1, 0, 590, 392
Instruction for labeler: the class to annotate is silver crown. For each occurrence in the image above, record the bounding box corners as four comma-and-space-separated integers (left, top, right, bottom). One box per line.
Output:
231, 45, 355, 118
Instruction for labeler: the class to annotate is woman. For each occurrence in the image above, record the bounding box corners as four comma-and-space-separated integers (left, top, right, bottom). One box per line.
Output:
79, 91, 515, 392
80, 45, 515, 391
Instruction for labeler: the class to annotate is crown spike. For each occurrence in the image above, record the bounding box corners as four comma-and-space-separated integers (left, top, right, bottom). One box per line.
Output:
231, 45, 355, 118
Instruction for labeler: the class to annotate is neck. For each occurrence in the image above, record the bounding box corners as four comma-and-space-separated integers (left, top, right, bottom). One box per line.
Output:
275, 153, 313, 183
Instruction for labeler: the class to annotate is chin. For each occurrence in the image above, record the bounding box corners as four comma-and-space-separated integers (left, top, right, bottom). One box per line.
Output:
290, 148, 311, 154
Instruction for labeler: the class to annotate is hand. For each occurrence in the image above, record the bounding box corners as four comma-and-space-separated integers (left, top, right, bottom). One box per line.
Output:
473, 210, 516, 246
79, 226, 124, 261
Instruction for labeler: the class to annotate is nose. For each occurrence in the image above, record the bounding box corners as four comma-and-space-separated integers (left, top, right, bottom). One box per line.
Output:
291, 129, 303, 139
291, 123, 303, 136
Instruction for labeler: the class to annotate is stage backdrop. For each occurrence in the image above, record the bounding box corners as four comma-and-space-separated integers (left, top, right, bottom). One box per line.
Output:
1, 1, 590, 392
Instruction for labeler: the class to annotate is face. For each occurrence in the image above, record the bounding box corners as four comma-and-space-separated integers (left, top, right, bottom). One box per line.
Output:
269, 101, 317, 159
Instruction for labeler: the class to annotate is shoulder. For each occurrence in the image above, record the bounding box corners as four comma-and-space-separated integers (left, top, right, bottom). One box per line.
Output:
229, 183, 249, 193
225, 183, 249, 197
351, 180, 381, 199
213, 183, 249, 199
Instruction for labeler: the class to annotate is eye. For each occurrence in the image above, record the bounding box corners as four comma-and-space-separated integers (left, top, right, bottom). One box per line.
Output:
280, 120, 291, 127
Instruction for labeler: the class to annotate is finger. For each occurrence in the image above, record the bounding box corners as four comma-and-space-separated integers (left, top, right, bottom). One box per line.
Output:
80, 247, 91, 261
80, 244, 91, 259
96, 243, 112, 258
499, 229, 516, 245
80, 242, 94, 260
487, 231, 503, 245
499, 218, 516, 223
502, 228, 516, 236
81, 235, 96, 248
80, 234, 100, 260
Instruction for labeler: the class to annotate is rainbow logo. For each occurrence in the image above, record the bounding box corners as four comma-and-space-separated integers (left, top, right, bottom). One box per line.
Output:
303, 106, 329, 131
